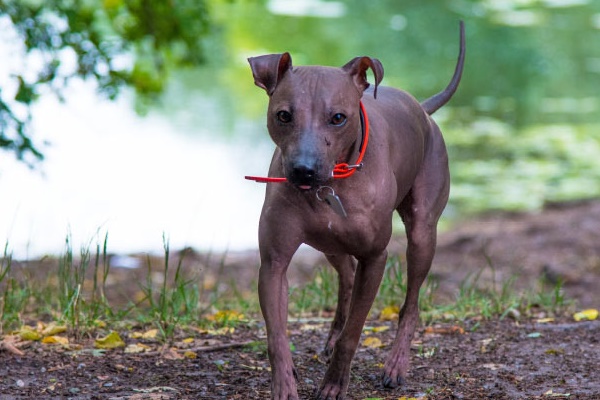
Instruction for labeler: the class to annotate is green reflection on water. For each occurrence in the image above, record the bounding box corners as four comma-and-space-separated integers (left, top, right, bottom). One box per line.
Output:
161, 0, 600, 214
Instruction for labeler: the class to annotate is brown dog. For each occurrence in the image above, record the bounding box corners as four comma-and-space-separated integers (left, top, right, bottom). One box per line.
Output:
247, 22, 465, 399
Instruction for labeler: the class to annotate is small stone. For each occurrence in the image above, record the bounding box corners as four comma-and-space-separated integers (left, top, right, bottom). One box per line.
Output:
69, 387, 80, 394
15, 379, 25, 388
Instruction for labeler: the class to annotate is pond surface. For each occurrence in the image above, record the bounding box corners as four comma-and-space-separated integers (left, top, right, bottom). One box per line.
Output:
1, 0, 599, 258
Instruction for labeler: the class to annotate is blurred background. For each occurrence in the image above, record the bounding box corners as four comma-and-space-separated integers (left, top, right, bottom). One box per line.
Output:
1, 0, 599, 259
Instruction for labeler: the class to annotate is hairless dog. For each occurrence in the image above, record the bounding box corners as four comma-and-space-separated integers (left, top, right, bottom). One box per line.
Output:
246, 21, 465, 400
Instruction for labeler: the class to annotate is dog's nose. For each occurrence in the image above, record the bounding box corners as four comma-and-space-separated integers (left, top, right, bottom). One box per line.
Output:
290, 162, 317, 189
292, 163, 315, 180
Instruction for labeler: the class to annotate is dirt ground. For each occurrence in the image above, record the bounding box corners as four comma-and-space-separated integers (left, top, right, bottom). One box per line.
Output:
1, 199, 599, 399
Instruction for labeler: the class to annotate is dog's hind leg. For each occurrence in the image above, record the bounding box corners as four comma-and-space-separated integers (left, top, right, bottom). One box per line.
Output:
383, 125, 450, 388
322, 254, 357, 357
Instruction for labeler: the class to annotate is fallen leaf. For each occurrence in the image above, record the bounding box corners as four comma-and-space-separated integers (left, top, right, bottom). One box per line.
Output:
41, 336, 69, 345
544, 389, 571, 397
205, 327, 235, 335
0, 336, 25, 356
18, 327, 42, 341
363, 325, 390, 333
41, 322, 67, 336
182, 338, 194, 344
527, 332, 542, 338
300, 323, 323, 331
183, 350, 197, 359
482, 363, 501, 370
379, 306, 399, 321
363, 337, 383, 348
573, 308, 598, 322
142, 329, 159, 339
208, 310, 245, 323
536, 317, 555, 324
424, 325, 465, 335
162, 347, 183, 360
94, 331, 126, 349
124, 343, 151, 354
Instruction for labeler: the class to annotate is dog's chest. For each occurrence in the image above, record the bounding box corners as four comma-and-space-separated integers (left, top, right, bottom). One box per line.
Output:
304, 204, 394, 256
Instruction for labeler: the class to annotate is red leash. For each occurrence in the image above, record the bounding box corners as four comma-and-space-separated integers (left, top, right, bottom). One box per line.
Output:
245, 101, 369, 183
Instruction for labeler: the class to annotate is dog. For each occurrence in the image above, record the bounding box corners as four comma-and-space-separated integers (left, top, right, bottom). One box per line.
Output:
246, 21, 465, 400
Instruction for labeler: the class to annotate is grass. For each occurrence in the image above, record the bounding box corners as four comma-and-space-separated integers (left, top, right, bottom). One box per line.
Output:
0, 236, 574, 340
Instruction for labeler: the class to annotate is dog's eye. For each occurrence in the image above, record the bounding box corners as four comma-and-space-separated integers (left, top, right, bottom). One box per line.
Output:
277, 110, 293, 123
331, 113, 347, 126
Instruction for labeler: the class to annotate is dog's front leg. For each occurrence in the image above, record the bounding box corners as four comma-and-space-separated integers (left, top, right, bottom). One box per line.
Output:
323, 254, 356, 357
317, 251, 387, 400
259, 249, 298, 400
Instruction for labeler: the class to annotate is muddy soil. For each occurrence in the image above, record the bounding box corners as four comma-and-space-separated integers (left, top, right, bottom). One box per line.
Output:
1, 199, 599, 399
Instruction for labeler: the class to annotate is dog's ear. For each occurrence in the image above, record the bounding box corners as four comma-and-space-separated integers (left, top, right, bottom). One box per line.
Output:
248, 53, 293, 96
341, 57, 384, 99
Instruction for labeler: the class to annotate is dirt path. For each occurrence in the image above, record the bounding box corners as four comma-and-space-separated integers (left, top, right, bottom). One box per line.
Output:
1, 318, 598, 399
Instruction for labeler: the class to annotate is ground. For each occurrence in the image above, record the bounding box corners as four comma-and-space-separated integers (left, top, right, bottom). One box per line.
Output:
1, 199, 599, 399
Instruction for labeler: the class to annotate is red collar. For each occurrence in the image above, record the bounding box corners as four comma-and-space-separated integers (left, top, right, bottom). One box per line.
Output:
246, 101, 369, 183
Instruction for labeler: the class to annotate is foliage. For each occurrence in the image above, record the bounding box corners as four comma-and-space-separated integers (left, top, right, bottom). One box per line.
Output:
0, 0, 211, 163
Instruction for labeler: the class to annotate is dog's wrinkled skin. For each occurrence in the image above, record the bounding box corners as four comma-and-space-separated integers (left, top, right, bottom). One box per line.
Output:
249, 23, 465, 400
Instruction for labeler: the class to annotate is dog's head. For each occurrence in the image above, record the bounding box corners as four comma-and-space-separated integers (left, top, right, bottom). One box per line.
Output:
248, 53, 383, 190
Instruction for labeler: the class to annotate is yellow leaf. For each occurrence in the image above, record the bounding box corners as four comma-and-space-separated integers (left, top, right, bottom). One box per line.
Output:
94, 320, 107, 328
208, 310, 245, 323
363, 325, 390, 333
183, 350, 197, 359
130, 331, 143, 339
41, 336, 69, 345
94, 331, 126, 349
379, 305, 399, 321
206, 327, 235, 335
142, 329, 159, 339
124, 343, 151, 354
573, 309, 598, 322
424, 325, 465, 335
41, 323, 67, 337
182, 337, 194, 344
371, 326, 390, 333
536, 317, 555, 324
18, 327, 42, 341
363, 337, 383, 348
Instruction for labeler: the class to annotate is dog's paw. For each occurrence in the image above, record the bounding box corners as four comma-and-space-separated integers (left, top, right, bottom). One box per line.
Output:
271, 368, 299, 400
381, 371, 406, 388
315, 364, 350, 400
315, 382, 346, 400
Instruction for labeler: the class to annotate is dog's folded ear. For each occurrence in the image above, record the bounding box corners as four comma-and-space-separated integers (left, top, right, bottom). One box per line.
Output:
248, 53, 293, 96
341, 57, 384, 99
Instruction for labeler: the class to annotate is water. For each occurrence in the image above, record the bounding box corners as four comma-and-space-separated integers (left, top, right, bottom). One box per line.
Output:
0, 81, 272, 258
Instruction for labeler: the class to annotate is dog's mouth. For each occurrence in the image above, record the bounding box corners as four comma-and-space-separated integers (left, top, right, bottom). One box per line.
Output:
286, 163, 329, 191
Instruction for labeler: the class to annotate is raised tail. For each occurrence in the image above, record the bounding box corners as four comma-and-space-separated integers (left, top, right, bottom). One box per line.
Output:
420, 21, 465, 115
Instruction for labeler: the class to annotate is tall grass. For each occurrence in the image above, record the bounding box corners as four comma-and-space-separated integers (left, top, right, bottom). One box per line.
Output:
139, 234, 202, 339
0, 235, 573, 339
0, 244, 31, 334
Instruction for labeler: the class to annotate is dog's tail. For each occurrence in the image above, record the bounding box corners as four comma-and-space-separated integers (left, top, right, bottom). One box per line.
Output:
421, 21, 465, 115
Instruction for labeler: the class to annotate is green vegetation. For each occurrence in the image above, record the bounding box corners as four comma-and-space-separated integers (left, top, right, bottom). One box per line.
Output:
1, 239, 572, 339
